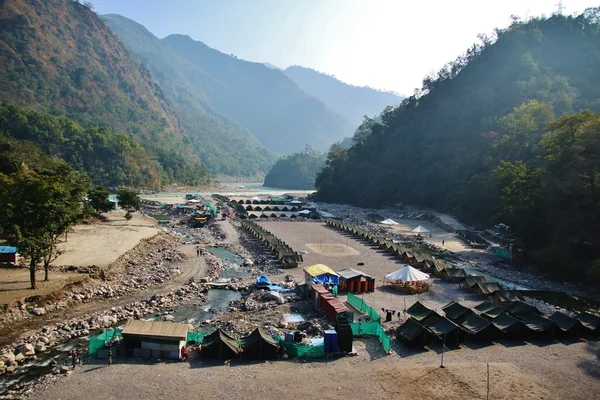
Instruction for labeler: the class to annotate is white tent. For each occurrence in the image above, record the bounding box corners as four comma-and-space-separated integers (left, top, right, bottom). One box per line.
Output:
411, 225, 430, 234
298, 209, 311, 215
250, 196, 261, 201
385, 265, 430, 283
380, 218, 399, 225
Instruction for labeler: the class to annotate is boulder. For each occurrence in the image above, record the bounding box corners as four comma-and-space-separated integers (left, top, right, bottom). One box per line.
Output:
60, 365, 70, 374
14, 353, 25, 363
1, 352, 16, 365
162, 315, 175, 322
19, 343, 35, 356
31, 308, 46, 316
35, 343, 47, 353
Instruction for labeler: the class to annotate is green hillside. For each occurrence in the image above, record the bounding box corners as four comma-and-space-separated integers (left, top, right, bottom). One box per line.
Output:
0, 0, 210, 185
263, 146, 325, 190
101, 14, 277, 176
315, 11, 600, 282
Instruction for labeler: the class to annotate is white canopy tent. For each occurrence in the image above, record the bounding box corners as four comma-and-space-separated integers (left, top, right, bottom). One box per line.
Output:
411, 225, 430, 234
250, 196, 261, 201
380, 218, 399, 225
385, 265, 430, 283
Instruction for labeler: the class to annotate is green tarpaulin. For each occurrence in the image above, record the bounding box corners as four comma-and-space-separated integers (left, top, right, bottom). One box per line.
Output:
407, 301, 437, 322
519, 312, 555, 332
397, 318, 426, 343
507, 301, 540, 316
475, 301, 506, 319
442, 301, 471, 321
550, 312, 580, 332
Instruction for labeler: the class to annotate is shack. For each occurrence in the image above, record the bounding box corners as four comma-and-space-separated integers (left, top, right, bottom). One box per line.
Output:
121, 319, 190, 359
337, 268, 375, 293
0, 246, 17, 264
304, 264, 340, 287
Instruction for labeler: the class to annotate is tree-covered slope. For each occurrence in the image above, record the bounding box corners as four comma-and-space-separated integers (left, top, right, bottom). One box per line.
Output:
161, 34, 355, 154
315, 11, 600, 282
102, 14, 277, 176
284, 66, 403, 127
0, 0, 206, 185
263, 146, 325, 190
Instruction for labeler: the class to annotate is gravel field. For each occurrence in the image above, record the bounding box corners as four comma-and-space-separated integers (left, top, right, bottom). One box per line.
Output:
32, 336, 599, 400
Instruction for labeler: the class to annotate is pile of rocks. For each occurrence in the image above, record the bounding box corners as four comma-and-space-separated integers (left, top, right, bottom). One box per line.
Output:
0, 280, 210, 390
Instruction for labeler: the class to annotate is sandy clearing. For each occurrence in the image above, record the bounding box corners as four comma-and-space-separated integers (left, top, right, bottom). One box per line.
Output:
255, 221, 483, 313
53, 210, 159, 267
0, 211, 159, 305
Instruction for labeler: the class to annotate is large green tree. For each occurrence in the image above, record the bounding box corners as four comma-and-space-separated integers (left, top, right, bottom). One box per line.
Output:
117, 189, 141, 212
0, 162, 89, 288
87, 186, 113, 214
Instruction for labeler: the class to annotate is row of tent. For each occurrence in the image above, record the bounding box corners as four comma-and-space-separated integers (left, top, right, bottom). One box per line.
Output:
326, 220, 454, 272
241, 220, 304, 267
238, 205, 302, 212
324, 220, 519, 302
202, 328, 280, 360
397, 300, 600, 347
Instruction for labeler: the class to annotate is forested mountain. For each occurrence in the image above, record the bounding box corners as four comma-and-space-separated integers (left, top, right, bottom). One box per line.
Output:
101, 14, 277, 176
160, 34, 354, 154
263, 146, 325, 190
315, 11, 600, 283
0, 103, 188, 187
0, 0, 207, 185
284, 66, 403, 127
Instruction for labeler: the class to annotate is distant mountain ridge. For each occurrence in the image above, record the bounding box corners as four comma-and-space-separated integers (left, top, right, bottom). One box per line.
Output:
102, 14, 277, 176
284, 66, 403, 126
160, 34, 355, 154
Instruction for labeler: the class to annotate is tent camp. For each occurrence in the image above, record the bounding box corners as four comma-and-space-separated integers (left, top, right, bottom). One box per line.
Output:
441, 267, 466, 282
425, 317, 467, 347
411, 225, 430, 234
380, 219, 399, 225
304, 264, 340, 286
472, 282, 502, 297
576, 312, 600, 336
442, 301, 472, 324
407, 301, 441, 325
474, 301, 506, 319
240, 328, 280, 360
492, 290, 525, 304
396, 318, 428, 346
460, 313, 502, 341
507, 301, 541, 317
519, 312, 555, 336
384, 265, 431, 293
460, 275, 486, 290
337, 268, 375, 293
201, 329, 241, 360
550, 312, 581, 336
491, 314, 531, 339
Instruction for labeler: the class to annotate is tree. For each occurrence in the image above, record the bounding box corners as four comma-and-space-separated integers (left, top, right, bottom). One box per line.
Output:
87, 186, 113, 214
117, 189, 141, 212
0, 163, 89, 288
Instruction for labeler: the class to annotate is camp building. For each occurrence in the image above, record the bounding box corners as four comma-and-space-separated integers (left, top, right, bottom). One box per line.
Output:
337, 268, 375, 293
121, 319, 189, 359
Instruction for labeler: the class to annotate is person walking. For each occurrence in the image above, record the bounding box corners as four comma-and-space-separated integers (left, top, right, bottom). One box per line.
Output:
71, 350, 77, 369
107, 347, 112, 366
75, 349, 82, 365
196, 247, 200, 257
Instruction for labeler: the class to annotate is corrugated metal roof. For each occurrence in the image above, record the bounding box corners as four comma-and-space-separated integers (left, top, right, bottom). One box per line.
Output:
121, 319, 190, 339
0, 246, 17, 254
337, 268, 373, 280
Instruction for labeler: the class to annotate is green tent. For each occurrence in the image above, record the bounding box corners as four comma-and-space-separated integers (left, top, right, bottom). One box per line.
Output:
507, 301, 541, 317
550, 312, 580, 334
407, 301, 440, 325
425, 317, 467, 346
491, 314, 530, 338
576, 312, 600, 335
396, 318, 428, 346
519, 312, 555, 333
442, 301, 472, 323
201, 329, 241, 360
460, 313, 502, 341
474, 301, 506, 319
240, 328, 279, 360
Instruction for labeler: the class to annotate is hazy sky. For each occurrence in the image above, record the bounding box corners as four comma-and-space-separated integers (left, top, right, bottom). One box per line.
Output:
90, 0, 597, 95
